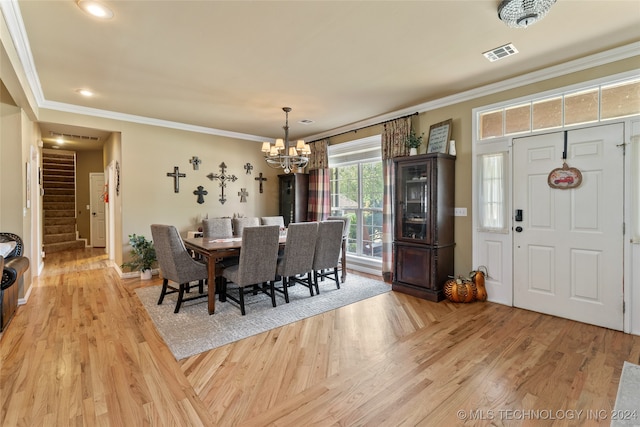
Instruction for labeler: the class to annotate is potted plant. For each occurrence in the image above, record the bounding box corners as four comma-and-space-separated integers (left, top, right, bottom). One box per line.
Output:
405, 129, 424, 155
121, 234, 156, 280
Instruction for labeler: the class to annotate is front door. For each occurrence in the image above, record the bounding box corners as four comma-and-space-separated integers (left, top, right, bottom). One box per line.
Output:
89, 173, 106, 248
513, 123, 624, 330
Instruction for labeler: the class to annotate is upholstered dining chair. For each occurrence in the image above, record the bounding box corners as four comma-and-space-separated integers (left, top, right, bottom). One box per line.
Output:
327, 215, 351, 283
260, 216, 285, 227
312, 220, 345, 293
150, 224, 209, 313
220, 225, 280, 315
202, 217, 233, 239
232, 217, 260, 237
274, 222, 318, 301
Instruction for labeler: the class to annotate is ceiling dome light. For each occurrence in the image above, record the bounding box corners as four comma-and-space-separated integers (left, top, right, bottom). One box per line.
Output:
498, 0, 556, 28
77, 0, 114, 19
77, 89, 94, 97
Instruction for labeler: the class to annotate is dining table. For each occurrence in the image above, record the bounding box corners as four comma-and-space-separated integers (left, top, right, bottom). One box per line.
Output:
184, 234, 286, 314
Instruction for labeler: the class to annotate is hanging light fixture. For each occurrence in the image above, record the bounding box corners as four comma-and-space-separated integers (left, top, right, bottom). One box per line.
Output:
261, 107, 310, 174
498, 0, 556, 28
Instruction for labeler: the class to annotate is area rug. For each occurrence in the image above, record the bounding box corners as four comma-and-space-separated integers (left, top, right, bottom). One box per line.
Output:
612, 361, 640, 426
135, 275, 390, 360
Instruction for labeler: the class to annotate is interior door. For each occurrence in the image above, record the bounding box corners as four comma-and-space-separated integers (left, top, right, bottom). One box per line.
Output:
513, 124, 624, 330
90, 173, 106, 248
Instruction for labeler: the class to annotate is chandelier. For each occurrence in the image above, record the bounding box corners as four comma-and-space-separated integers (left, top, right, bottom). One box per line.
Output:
498, 0, 556, 28
261, 107, 310, 174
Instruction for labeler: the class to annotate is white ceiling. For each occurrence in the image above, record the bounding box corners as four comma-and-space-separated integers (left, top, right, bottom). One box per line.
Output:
10, 0, 640, 150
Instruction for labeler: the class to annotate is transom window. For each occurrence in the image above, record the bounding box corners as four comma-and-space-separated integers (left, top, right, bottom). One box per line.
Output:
479, 77, 640, 140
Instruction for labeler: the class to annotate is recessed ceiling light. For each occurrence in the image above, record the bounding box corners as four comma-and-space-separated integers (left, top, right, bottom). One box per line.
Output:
77, 89, 94, 97
77, 0, 114, 19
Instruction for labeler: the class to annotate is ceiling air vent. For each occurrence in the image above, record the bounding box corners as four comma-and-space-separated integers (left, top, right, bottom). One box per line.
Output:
483, 43, 519, 62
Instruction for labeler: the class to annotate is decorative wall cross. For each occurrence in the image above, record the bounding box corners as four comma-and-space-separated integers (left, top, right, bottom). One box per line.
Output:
167, 166, 186, 193
193, 186, 208, 204
254, 172, 267, 193
206, 162, 238, 204
238, 188, 249, 202
190, 156, 201, 170
244, 163, 253, 174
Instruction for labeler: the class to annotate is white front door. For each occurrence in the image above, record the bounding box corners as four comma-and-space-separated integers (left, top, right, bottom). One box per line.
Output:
89, 173, 106, 248
513, 123, 624, 330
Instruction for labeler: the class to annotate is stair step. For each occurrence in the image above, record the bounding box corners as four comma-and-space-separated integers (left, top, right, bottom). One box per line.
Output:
43, 188, 75, 196
44, 224, 76, 235
44, 217, 76, 226
44, 232, 78, 244
43, 195, 75, 203
44, 210, 75, 218
43, 241, 85, 254
43, 202, 75, 210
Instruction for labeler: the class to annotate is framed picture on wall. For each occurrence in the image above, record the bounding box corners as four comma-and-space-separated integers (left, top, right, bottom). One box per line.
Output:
426, 119, 452, 154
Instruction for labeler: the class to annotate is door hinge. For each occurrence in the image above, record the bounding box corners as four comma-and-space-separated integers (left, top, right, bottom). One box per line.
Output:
623, 301, 626, 314
623, 222, 626, 235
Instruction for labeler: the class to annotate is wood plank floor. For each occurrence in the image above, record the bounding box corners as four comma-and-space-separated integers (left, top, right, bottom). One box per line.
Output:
1, 248, 639, 426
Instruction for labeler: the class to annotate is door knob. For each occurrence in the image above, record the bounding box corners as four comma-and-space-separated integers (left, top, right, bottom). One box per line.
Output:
515, 226, 523, 232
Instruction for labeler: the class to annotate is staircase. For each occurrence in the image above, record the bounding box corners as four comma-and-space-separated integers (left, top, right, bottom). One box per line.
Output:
42, 150, 85, 254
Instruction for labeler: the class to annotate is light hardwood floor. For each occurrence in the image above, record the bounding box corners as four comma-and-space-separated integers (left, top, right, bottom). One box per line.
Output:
1, 248, 639, 426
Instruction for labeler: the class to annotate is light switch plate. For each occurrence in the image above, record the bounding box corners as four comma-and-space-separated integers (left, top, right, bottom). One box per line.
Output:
454, 207, 467, 217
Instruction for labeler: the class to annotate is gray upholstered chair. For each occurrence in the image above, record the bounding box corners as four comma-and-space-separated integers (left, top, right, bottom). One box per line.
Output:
260, 216, 285, 227
202, 217, 233, 239
327, 215, 351, 283
220, 225, 280, 315
275, 222, 318, 301
232, 217, 260, 237
312, 220, 344, 292
150, 224, 209, 313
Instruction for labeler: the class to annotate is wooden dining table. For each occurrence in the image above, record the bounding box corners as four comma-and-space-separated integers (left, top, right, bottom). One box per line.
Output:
184, 235, 286, 315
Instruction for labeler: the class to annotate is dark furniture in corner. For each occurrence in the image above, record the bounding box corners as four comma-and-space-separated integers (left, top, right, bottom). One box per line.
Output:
278, 173, 308, 226
392, 153, 455, 302
1, 232, 30, 331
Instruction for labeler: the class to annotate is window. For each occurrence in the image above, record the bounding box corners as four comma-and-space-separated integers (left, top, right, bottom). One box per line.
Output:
478, 152, 508, 232
478, 76, 640, 140
328, 136, 383, 259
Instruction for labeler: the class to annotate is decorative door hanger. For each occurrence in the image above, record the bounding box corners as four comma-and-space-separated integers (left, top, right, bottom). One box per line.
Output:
548, 132, 582, 190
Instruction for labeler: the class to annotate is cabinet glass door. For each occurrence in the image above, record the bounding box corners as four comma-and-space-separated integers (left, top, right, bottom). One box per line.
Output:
398, 161, 431, 243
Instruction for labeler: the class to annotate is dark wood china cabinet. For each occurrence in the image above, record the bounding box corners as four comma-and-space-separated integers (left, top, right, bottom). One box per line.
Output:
278, 173, 309, 226
392, 153, 455, 301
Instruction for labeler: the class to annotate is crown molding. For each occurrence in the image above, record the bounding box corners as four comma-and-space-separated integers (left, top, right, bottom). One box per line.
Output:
4, 0, 638, 143
40, 99, 268, 142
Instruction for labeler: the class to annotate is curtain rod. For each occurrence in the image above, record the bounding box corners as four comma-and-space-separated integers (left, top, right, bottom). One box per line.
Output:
309, 112, 419, 143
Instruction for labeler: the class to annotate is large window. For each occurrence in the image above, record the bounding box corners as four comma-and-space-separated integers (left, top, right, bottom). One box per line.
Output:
328, 136, 383, 259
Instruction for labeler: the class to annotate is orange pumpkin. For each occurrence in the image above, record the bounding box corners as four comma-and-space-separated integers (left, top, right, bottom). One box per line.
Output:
444, 277, 476, 303
470, 266, 488, 302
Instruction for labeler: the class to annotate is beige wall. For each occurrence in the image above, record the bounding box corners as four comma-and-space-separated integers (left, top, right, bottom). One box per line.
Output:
327, 56, 639, 275
76, 150, 104, 243
37, 109, 281, 269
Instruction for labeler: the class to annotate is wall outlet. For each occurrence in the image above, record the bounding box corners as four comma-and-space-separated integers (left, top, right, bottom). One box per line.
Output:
454, 207, 467, 217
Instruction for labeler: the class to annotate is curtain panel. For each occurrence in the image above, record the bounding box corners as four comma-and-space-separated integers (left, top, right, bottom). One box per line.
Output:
381, 117, 411, 282
307, 139, 330, 221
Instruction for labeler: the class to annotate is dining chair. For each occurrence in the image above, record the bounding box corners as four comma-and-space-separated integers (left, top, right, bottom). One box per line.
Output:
274, 222, 318, 301
327, 215, 351, 283
150, 224, 209, 313
260, 216, 285, 227
312, 220, 345, 293
202, 217, 233, 239
220, 225, 280, 315
232, 217, 260, 237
